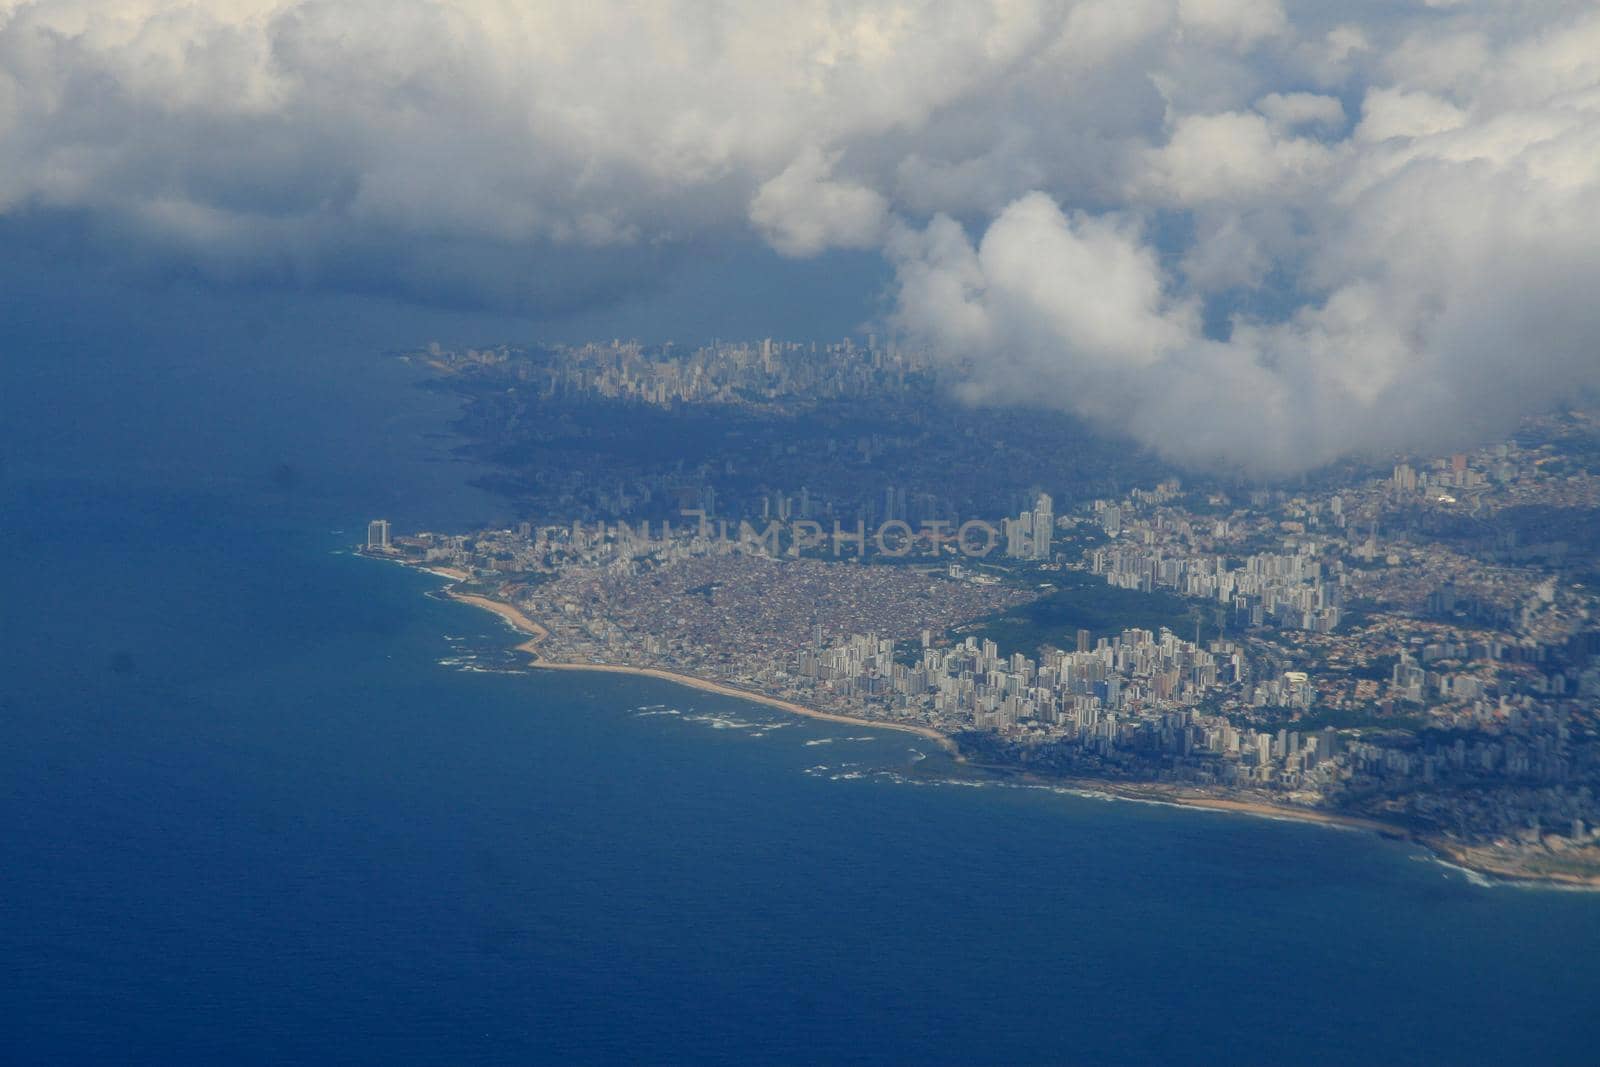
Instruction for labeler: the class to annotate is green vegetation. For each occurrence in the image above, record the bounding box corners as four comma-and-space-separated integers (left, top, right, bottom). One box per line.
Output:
960, 570, 1206, 657
1346, 653, 1400, 682
1338, 597, 1382, 628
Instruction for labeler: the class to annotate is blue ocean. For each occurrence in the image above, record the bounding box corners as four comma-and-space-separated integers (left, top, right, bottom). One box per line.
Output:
4, 328, 1600, 1065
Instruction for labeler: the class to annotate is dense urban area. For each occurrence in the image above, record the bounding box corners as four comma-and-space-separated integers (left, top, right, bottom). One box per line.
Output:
365, 338, 1600, 884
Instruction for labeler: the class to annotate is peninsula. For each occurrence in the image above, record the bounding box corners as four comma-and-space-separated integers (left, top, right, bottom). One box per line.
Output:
442, 585, 960, 754
411, 560, 1599, 889
361, 338, 1600, 889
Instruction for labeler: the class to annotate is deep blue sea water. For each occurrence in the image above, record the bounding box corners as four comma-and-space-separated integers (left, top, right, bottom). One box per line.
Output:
4, 332, 1600, 1065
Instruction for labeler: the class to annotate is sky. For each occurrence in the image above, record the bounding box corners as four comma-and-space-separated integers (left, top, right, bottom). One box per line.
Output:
3, 0, 1600, 475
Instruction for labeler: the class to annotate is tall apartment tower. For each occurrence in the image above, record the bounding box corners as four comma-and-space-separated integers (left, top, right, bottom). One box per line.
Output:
1031, 493, 1054, 559
367, 519, 391, 551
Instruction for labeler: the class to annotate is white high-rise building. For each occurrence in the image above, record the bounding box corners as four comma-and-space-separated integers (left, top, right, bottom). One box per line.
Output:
1031, 493, 1054, 559
367, 519, 391, 551
1004, 514, 1031, 558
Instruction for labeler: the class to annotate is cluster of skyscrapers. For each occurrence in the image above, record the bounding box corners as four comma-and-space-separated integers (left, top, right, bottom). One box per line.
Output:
1090, 545, 1341, 633
415, 336, 932, 410
1003, 493, 1054, 559
797, 628, 1332, 786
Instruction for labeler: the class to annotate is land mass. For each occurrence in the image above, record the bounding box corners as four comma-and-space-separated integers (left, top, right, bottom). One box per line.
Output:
366, 342, 1600, 891
430, 571, 1597, 889
444, 587, 959, 754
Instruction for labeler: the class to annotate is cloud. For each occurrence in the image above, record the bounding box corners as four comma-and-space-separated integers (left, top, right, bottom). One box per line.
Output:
1137, 110, 1332, 203
3, 1, 1600, 474
0, 0, 1054, 306
749, 148, 888, 257
1255, 92, 1345, 132
1354, 88, 1468, 143
1176, 0, 1286, 50
890, 5, 1600, 475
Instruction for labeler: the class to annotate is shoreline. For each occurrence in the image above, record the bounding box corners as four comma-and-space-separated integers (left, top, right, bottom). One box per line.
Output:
438, 584, 958, 753
529, 659, 962, 754
1058, 780, 1400, 836
426, 571, 1597, 890
445, 590, 549, 643
1422, 841, 1600, 890
422, 565, 472, 582
979, 770, 1598, 888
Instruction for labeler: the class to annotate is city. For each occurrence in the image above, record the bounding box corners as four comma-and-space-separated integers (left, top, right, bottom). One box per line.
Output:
364, 341, 1600, 886
16, 3, 1600, 1060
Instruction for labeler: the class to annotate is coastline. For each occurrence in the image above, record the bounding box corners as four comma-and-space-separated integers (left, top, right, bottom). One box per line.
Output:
429, 572, 1598, 890
422, 565, 472, 582
1423, 841, 1600, 890
1058, 779, 1400, 836
529, 659, 962, 754
439, 584, 958, 754
993, 771, 1599, 888
446, 590, 548, 644
958, 772, 1600, 891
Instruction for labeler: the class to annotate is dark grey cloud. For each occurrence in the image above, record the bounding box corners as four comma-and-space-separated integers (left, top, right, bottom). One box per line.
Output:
3, 1, 1600, 473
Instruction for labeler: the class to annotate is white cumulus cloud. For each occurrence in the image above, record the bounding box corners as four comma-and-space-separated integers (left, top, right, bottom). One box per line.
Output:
3, 0, 1600, 474
749, 148, 889, 257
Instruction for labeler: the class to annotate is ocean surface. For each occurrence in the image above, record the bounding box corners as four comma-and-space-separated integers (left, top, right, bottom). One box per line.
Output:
4, 334, 1600, 1065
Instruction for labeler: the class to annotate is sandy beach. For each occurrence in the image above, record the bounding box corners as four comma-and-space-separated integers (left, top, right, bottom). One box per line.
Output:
1043, 779, 1598, 887
1051, 780, 1401, 836
423, 565, 472, 582
434, 578, 1598, 887
440, 586, 958, 752
446, 590, 548, 643
530, 659, 961, 753
438, 585, 1394, 813
1428, 842, 1600, 889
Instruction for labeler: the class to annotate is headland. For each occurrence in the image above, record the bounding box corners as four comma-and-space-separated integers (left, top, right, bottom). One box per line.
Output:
442, 585, 958, 753
403, 559, 1600, 890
